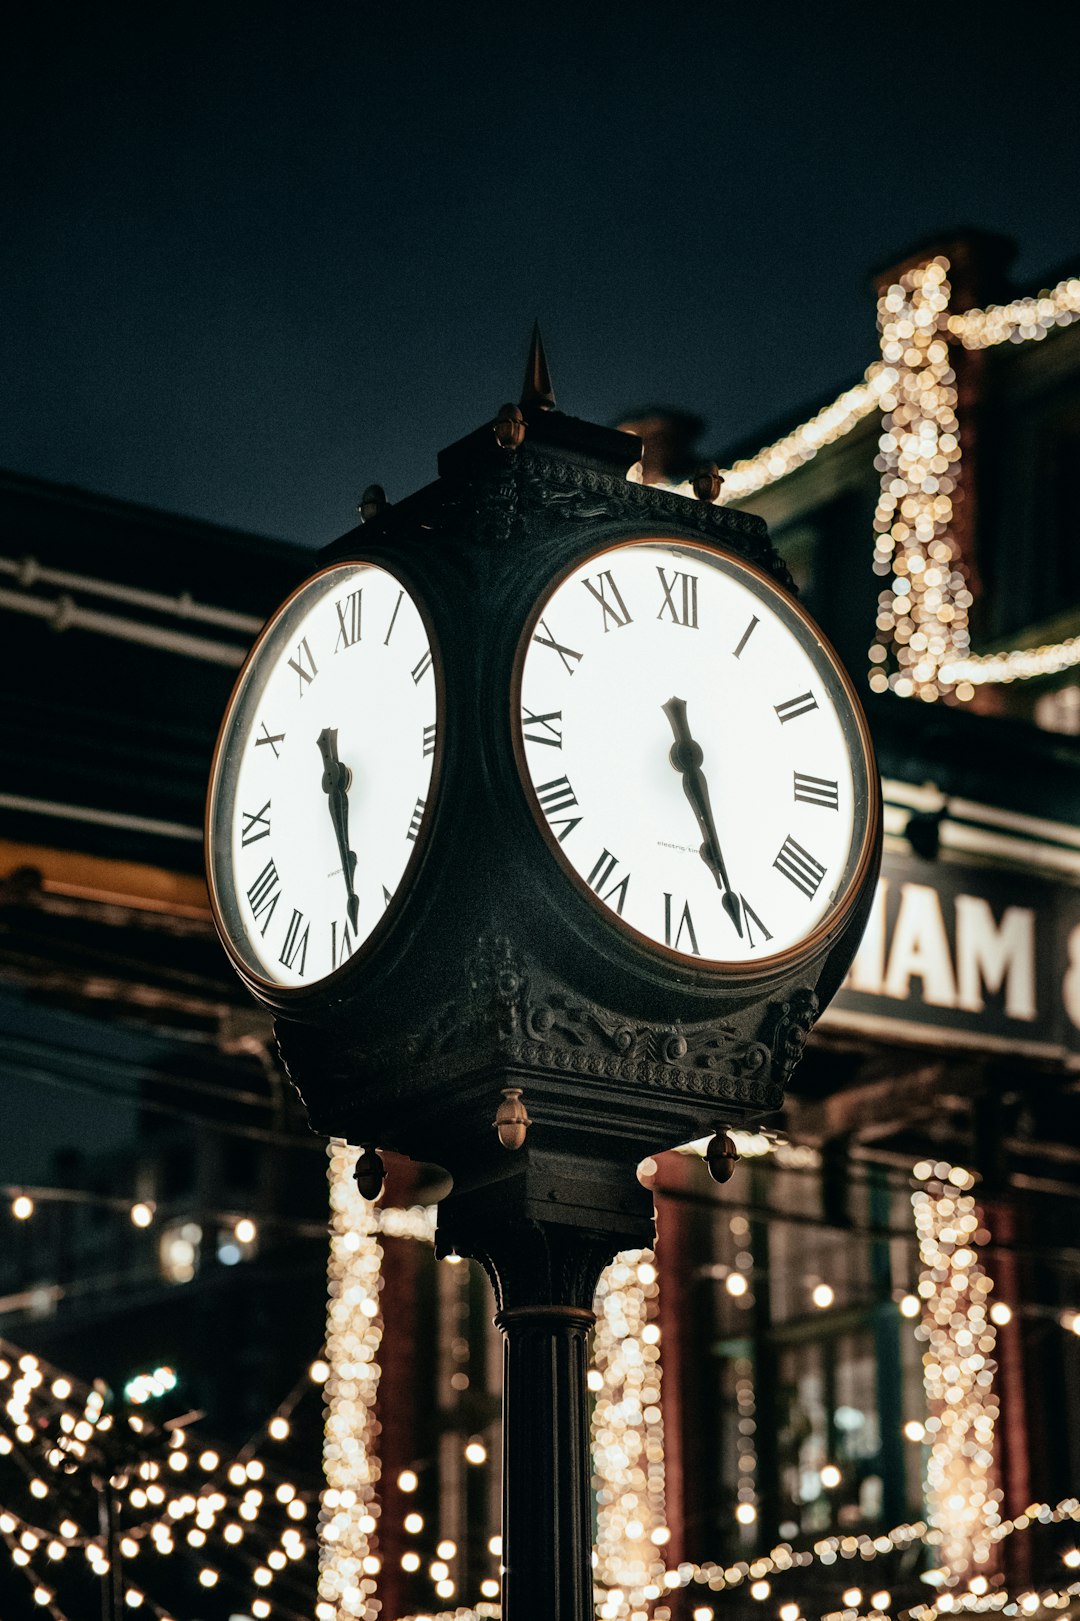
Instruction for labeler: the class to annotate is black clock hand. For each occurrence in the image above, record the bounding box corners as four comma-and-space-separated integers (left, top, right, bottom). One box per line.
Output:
316, 728, 360, 933
662, 696, 743, 938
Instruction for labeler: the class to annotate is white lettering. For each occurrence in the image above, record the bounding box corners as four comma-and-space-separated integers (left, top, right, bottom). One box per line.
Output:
845, 878, 888, 994
955, 897, 1036, 1020
883, 883, 957, 1008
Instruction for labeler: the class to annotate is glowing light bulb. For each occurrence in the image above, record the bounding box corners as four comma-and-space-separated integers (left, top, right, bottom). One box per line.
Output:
12, 1195, 34, 1220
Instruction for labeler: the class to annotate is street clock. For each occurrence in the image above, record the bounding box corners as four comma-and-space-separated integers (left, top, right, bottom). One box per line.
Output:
205, 339, 883, 1621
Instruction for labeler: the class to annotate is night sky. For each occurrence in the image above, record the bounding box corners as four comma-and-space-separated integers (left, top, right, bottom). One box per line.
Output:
4, 2, 1080, 545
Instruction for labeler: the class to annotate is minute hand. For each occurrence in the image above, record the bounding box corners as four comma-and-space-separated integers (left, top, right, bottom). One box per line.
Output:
662, 696, 743, 938
316, 728, 360, 933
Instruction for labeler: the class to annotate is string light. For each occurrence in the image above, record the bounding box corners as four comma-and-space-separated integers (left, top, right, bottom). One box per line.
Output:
948, 277, 1080, 348
733, 1351, 759, 1529
591, 1249, 669, 1619
316, 1140, 384, 1621
714, 368, 893, 500
869, 258, 967, 702
940, 636, 1080, 691
911, 1159, 1001, 1578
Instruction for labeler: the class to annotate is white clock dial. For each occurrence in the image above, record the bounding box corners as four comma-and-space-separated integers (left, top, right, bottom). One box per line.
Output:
514, 538, 873, 967
207, 562, 438, 989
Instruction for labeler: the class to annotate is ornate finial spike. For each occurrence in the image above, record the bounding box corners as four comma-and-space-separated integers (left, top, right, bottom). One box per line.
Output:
520, 321, 556, 412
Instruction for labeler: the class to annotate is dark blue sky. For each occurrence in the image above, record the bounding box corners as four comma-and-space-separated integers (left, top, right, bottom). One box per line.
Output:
4, 2, 1079, 545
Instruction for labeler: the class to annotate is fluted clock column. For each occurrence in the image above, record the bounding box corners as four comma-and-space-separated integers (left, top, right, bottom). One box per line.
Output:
436, 1167, 655, 1621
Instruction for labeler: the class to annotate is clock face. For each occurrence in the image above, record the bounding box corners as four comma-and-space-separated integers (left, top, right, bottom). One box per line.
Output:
207, 562, 439, 990
513, 538, 875, 969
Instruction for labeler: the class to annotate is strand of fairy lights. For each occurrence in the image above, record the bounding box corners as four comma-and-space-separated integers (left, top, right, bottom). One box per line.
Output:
713, 368, 894, 500
591, 1249, 670, 1621
868, 258, 969, 703
948, 280, 1080, 349
315, 1141, 385, 1621
388, 1499, 1080, 1621
910, 1160, 1001, 1580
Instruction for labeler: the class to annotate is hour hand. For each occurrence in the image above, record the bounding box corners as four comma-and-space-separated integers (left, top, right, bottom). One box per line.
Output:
316, 728, 360, 932
662, 697, 743, 938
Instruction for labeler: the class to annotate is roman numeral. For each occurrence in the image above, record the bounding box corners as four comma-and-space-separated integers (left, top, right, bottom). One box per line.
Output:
773, 835, 826, 899
287, 637, 317, 696
663, 894, 700, 955
587, 849, 630, 915
384, 588, 404, 646
522, 707, 563, 748
411, 648, 433, 685
406, 797, 426, 841
255, 722, 285, 757
423, 723, 436, 757
793, 771, 839, 810
240, 800, 271, 846
279, 909, 310, 975
533, 618, 583, 676
582, 570, 633, 631
656, 568, 699, 629
536, 776, 578, 815
740, 894, 773, 949
733, 616, 760, 659
334, 589, 362, 651
774, 691, 818, 724
535, 775, 582, 841
331, 919, 355, 970
246, 860, 280, 936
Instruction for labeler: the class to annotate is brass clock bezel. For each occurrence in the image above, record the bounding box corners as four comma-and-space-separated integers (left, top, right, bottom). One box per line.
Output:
509, 533, 881, 984
205, 558, 445, 1006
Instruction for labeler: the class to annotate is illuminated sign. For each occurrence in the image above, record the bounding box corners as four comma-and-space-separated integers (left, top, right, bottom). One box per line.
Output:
826, 850, 1080, 1059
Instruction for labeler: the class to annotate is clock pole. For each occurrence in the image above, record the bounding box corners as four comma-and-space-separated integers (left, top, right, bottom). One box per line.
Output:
435, 1154, 654, 1621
